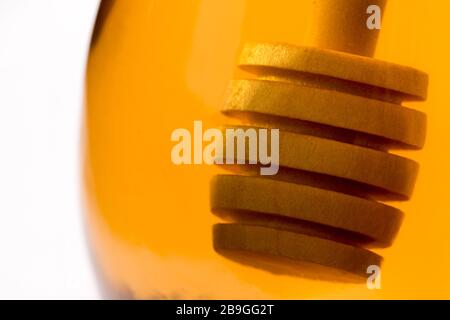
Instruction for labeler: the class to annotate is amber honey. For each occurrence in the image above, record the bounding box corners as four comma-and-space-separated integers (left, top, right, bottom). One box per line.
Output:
83, 0, 450, 299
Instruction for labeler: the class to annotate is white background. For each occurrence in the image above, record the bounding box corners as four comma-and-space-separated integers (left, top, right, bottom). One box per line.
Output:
0, 0, 100, 299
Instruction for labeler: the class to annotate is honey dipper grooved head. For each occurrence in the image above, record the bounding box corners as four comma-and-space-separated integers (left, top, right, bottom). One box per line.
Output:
211, 0, 428, 282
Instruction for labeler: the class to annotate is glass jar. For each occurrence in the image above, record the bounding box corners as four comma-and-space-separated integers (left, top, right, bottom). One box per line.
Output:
83, 0, 449, 299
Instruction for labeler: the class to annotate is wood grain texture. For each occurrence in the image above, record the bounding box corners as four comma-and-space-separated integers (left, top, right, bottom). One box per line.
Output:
221, 125, 419, 200
239, 42, 428, 101
213, 223, 382, 281
210, 175, 403, 248
306, 0, 387, 57
223, 79, 427, 149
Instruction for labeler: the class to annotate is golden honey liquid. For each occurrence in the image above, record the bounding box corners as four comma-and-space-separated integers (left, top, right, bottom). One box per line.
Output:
83, 0, 450, 299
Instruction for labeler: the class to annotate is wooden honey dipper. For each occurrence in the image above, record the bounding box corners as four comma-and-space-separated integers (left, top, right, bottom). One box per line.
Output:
210, 0, 428, 281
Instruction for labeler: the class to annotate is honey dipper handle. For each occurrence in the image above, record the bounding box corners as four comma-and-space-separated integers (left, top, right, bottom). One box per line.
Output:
305, 0, 387, 57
